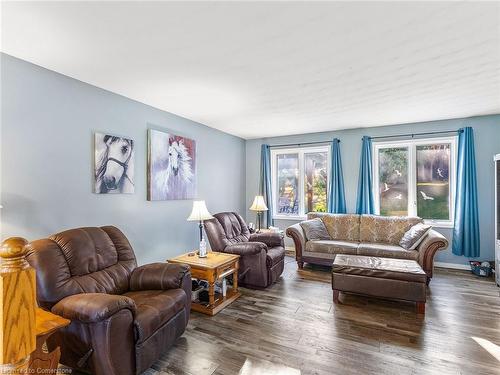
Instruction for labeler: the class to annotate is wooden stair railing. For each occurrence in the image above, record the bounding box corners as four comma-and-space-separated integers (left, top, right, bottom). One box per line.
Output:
0, 237, 36, 372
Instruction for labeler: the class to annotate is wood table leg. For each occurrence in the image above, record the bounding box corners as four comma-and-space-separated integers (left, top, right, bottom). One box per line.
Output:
416, 301, 425, 315
233, 266, 238, 293
208, 282, 215, 306
333, 289, 340, 304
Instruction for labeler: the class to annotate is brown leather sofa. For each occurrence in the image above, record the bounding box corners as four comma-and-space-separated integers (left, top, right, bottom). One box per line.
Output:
287, 213, 448, 282
26, 226, 191, 375
204, 212, 285, 289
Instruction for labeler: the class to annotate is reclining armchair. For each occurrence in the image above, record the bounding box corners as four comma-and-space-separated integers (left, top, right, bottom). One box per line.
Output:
204, 212, 285, 289
26, 226, 191, 375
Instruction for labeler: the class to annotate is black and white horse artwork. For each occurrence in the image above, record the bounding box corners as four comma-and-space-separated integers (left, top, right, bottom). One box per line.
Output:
94, 133, 135, 194
148, 129, 196, 200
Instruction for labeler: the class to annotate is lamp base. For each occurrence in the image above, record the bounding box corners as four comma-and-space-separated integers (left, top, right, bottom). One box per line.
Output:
197, 222, 208, 258
198, 237, 208, 258
256, 211, 263, 233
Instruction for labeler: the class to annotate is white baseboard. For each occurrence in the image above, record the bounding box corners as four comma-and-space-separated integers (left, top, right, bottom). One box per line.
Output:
285, 247, 295, 256
434, 261, 470, 270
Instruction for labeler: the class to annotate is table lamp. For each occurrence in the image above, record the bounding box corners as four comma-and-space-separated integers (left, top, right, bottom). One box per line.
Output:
249, 195, 268, 233
187, 200, 214, 257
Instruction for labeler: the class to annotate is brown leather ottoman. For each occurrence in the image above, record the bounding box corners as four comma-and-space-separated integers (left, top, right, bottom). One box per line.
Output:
332, 254, 427, 314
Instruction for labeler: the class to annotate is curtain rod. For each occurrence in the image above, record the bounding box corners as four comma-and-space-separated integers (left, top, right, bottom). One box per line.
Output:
369, 129, 462, 140
269, 140, 335, 148
268, 129, 461, 147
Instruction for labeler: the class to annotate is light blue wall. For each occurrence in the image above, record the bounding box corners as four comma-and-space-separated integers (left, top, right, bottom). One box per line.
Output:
0, 54, 246, 265
246, 115, 500, 265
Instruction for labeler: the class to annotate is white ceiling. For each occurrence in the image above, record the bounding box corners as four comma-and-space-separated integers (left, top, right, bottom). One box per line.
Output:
2, 1, 499, 139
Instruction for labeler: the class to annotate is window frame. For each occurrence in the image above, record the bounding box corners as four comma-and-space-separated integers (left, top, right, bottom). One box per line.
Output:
270, 145, 331, 220
372, 136, 457, 228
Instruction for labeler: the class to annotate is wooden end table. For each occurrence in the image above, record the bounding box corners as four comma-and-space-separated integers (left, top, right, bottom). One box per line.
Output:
168, 251, 240, 316
28, 307, 70, 370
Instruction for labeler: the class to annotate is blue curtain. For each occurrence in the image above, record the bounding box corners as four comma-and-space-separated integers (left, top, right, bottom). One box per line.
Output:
328, 138, 346, 213
260, 144, 273, 227
356, 136, 375, 214
452, 127, 480, 257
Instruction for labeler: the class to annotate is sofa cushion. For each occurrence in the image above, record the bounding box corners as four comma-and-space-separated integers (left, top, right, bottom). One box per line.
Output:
125, 289, 187, 344
305, 240, 358, 255
399, 223, 432, 250
357, 242, 419, 261
308, 213, 360, 241
266, 246, 286, 267
300, 218, 331, 241
360, 215, 423, 245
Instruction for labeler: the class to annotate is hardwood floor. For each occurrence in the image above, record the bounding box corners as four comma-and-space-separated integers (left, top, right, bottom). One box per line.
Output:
146, 257, 500, 375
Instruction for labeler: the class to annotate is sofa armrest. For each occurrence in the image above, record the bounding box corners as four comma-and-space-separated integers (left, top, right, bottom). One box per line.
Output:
52, 293, 136, 323
225, 242, 267, 256
416, 229, 449, 279
249, 232, 284, 248
130, 262, 191, 291
286, 223, 306, 267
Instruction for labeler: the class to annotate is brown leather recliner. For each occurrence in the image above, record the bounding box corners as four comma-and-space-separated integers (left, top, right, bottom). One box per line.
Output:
204, 212, 285, 289
26, 226, 191, 375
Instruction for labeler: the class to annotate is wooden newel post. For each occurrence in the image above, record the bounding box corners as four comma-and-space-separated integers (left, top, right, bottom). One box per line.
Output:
0, 237, 36, 372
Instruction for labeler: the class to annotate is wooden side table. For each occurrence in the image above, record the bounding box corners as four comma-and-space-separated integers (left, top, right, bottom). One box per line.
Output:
168, 251, 240, 316
28, 308, 70, 371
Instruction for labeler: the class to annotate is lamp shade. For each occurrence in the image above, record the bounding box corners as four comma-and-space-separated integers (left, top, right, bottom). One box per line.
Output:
249, 195, 268, 211
187, 201, 214, 221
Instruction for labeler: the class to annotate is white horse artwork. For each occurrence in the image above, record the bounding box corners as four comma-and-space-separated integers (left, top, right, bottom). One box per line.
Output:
148, 129, 196, 200
94, 133, 135, 194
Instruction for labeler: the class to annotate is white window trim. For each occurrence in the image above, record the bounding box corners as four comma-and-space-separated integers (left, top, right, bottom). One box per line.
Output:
271, 145, 330, 220
372, 136, 457, 228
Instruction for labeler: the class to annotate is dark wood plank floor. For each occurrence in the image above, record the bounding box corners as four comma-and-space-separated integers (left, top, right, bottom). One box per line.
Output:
146, 257, 500, 375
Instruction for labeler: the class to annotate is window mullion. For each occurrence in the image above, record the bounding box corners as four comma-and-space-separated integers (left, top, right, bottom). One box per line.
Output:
373, 145, 380, 214
299, 150, 305, 217
409, 144, 417, 217
271, 150, 277, 216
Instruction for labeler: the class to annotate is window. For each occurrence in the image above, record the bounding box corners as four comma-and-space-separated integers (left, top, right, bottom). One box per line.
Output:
271, 146, 330, 219
373, 137, 457, 227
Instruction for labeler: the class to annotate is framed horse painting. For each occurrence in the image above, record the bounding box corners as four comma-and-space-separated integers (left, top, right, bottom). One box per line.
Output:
94, 132, 135, 194
147, 129, 196, 201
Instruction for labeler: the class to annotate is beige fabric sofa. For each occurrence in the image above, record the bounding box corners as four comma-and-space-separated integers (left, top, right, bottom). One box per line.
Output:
286, 213, 448, 283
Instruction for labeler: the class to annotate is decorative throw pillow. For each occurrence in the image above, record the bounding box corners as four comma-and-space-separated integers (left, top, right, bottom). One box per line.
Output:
300, 218, 331, 241
360, 215, 423, 245
399, 223, 432, 250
